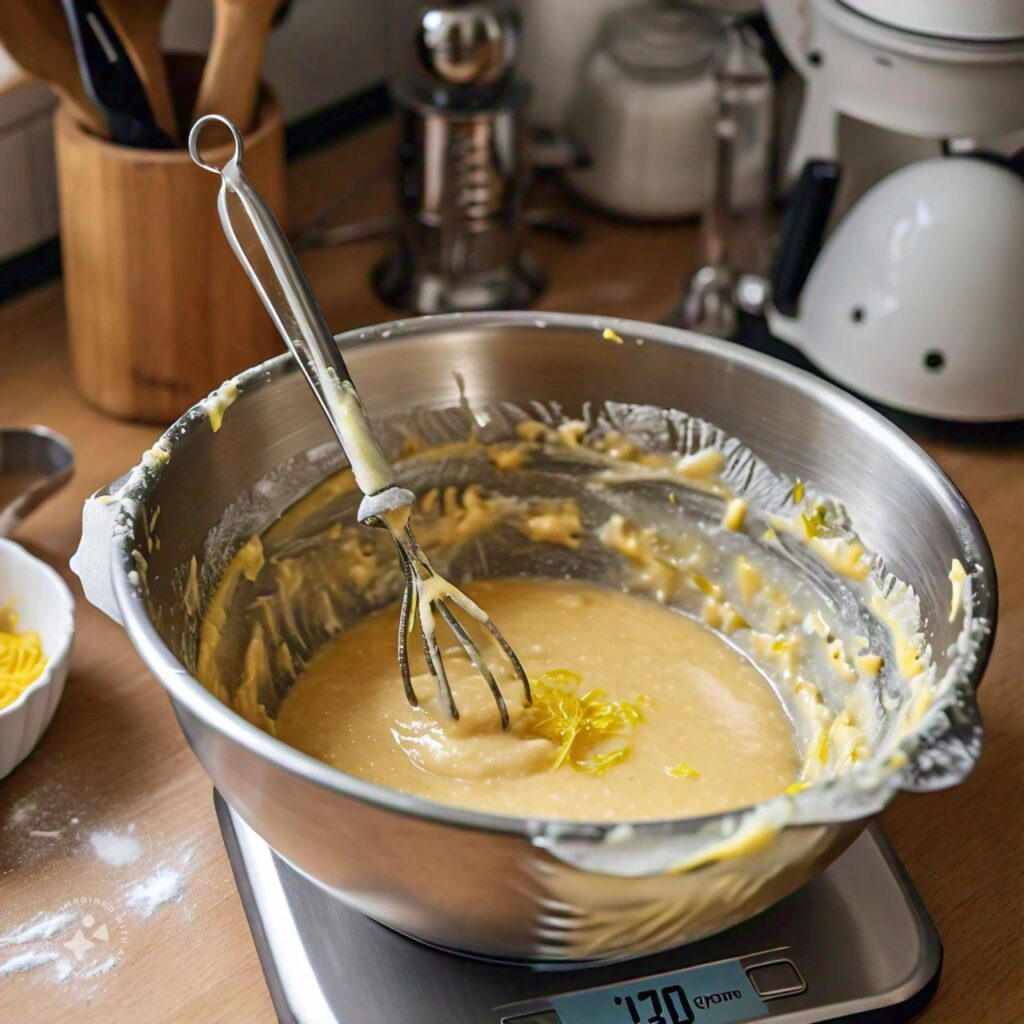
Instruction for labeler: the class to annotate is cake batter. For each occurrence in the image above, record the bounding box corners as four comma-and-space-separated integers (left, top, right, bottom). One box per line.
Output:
275, 578, 798, 821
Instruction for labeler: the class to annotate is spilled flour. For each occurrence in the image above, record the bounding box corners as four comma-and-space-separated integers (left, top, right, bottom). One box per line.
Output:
1, 794, 196, 993
75, 955, 117, 979
3, 782, 88, 871
88, 828, 141, 868
126, 867, 186, 918
9, 800, 37, 826
0, 910, 76, 948
0, 950, 60, 977
0, 944, 124, 986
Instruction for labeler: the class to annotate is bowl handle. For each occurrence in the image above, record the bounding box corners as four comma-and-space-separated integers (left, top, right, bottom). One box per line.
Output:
69, 479, 130, 625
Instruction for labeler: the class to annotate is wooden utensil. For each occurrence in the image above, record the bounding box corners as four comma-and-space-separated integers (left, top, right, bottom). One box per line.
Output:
55, 55, 287, 422
61, 0, 174, 148
100, 0, 179, 143
0, 0, 105, 136
194, 0, 284, 133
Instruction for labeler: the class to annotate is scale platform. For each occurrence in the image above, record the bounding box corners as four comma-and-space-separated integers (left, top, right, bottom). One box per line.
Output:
215, 793, 941, 1024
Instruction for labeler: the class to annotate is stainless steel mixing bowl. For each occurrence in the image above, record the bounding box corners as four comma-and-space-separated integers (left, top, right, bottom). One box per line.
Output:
74, 313, 995, 963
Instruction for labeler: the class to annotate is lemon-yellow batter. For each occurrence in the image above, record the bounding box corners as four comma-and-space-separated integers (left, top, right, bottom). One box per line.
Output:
275, 578, 798, 821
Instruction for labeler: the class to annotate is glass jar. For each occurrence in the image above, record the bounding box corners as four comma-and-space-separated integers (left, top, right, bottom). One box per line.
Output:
567, 3, 725, 219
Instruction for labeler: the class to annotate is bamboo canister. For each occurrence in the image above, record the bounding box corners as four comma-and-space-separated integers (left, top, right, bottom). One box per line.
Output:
55, 81, 286, 422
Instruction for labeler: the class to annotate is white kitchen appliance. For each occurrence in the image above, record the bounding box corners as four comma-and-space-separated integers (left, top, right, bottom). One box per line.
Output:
762, 0, 1024, 421
763, 0, 1024, 178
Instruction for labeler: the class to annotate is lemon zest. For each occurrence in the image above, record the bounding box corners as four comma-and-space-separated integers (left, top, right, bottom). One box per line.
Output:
527, 669, 645, 775
0, 604, 47, 710
602, 327, 625, 345
799, 503, 827, 539
577, 748, 630, 773
666, 762, 700, 779
691, 573, 721, 599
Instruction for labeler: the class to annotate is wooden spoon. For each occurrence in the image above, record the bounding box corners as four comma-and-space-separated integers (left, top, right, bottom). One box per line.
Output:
193, 0, 285, 133
0, 0, 105, 135
100, 0, 179, 143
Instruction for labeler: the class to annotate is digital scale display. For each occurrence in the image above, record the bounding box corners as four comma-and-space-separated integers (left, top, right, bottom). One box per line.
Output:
502, 954, 807, 1024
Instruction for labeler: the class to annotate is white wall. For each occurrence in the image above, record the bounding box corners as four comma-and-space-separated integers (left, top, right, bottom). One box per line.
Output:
163, 0, 387, 122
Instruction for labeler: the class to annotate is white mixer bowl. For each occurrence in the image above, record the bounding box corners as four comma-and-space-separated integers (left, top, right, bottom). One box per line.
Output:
769, 156, 1024, 421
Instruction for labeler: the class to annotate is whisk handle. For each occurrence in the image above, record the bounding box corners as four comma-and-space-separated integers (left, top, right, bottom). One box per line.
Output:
188, 114, 399, 499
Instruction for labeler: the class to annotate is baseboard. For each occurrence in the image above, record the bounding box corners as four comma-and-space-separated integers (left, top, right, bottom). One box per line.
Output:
0, 238, 62, 304
285, 82, 391, 158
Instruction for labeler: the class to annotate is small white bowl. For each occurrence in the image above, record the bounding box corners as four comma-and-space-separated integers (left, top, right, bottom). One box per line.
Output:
0, 538, 75, 779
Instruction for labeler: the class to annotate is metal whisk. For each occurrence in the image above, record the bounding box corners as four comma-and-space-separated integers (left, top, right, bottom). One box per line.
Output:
189, 115, 531, 728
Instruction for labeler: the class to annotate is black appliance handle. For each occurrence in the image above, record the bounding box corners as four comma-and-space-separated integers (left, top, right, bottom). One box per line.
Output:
770, 160, 841, 317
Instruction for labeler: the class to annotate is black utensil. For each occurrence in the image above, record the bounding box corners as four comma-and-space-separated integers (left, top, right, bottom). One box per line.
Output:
60, 0, 174, 148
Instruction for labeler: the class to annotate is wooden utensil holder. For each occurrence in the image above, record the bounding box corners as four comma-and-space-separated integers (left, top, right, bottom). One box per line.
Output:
55, 71, 286, 422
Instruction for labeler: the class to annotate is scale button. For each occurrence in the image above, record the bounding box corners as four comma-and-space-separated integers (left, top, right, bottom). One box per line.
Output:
746, 959, 806, 999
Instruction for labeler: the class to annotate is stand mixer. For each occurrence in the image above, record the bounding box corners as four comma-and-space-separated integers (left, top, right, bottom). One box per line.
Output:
760, 0, 1024, 421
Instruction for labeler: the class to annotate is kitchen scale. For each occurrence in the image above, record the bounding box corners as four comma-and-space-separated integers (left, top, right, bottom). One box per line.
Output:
215, 794, 942, 1024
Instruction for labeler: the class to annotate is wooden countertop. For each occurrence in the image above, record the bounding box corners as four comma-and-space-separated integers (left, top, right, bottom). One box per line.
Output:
0, 122, 1021, 1023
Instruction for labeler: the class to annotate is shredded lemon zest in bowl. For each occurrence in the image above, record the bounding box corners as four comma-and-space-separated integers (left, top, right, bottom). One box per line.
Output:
666, 762, 700, 779
0, 603, 47, 710
691, 573, 721, 598
527, 669, 645, 775
799, 503, 828, 539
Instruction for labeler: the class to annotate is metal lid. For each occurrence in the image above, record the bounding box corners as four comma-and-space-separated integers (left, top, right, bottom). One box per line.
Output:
602, 3, 725, 80
415, 3, 518, 87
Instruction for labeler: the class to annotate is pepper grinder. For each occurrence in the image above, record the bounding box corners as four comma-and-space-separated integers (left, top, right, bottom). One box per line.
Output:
373, 1, 543, 313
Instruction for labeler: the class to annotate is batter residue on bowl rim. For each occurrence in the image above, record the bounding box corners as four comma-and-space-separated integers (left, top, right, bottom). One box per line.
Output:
187, 399, 978, 829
